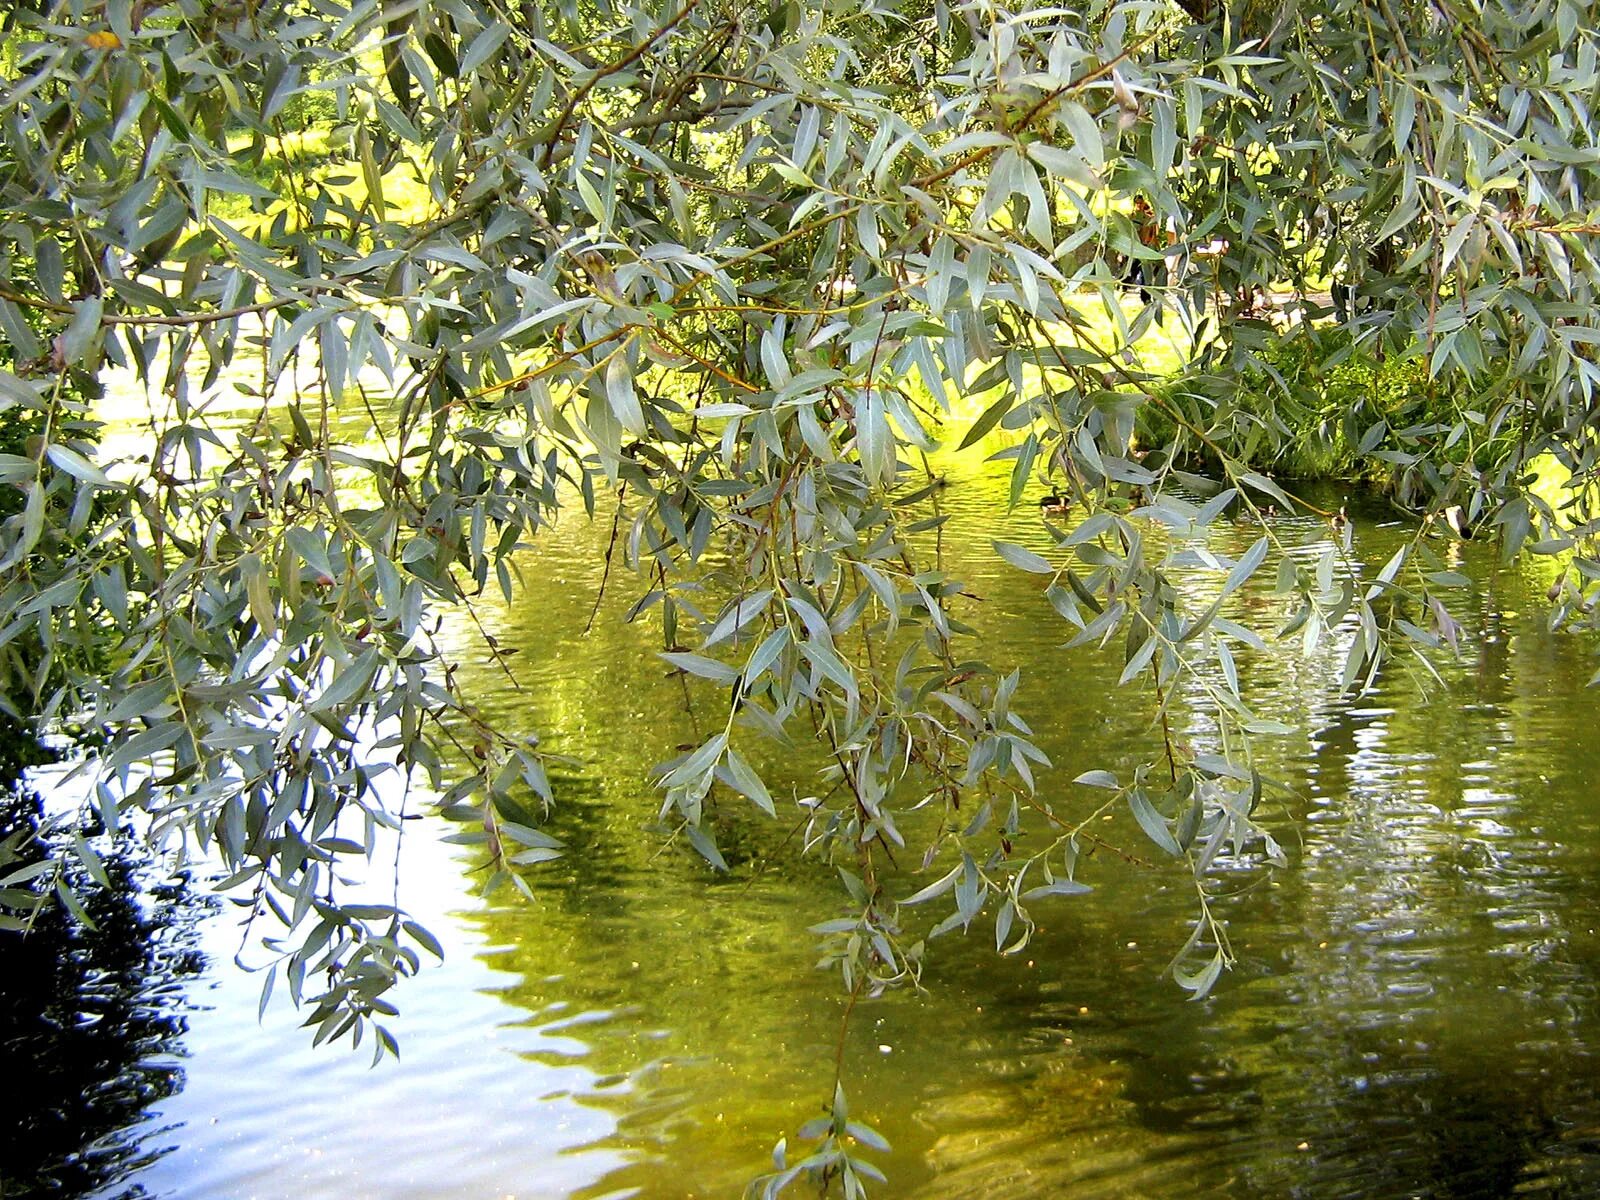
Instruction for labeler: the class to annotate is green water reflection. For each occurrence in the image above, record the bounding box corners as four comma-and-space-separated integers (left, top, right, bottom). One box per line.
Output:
68, 361, 1600, 1198
425, 461, 1600, 1198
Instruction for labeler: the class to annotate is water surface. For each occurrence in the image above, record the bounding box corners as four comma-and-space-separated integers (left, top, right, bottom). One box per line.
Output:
10, 429, 1600, 1199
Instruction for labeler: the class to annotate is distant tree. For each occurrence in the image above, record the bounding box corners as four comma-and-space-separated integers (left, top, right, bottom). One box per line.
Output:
1, 0, 1598, 1188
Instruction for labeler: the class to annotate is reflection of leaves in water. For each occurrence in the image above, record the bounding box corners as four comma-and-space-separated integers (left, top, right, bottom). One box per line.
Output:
0, 790, 208, 1199
23, 468, 1600, 1199
439, 472, 1600, 1197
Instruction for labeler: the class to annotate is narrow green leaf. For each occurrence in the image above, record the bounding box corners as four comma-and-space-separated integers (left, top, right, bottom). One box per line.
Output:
993, 540, 1052, 574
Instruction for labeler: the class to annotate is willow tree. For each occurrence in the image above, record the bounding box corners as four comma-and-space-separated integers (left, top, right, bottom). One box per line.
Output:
2, 0, 1598, 1188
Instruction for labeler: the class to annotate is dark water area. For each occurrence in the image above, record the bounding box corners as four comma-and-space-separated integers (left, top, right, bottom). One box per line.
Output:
4, 448, 1600, 1199
0, 791, 208, 1199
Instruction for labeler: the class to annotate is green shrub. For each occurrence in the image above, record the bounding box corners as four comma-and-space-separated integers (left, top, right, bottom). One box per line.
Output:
1141, 326, 1470, 483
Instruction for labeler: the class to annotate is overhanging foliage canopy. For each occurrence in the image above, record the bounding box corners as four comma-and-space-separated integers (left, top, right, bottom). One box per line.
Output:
2, 0, 1599, 1183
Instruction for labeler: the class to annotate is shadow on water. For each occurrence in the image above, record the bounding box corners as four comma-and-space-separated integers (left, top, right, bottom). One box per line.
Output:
0, 787, 209, 1199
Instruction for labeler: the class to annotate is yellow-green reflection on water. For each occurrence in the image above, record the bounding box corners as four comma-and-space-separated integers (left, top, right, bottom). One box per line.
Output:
68, 379, 1600, 1199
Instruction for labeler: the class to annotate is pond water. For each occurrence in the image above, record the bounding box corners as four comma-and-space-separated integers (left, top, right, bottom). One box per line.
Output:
8, 424, 1600, 1198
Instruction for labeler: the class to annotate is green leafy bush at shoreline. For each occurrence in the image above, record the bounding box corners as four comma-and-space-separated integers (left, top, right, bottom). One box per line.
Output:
1143, 327, 1473, 484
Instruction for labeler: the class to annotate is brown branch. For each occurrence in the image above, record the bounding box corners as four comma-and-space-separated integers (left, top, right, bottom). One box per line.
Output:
539, 0, 703, 167
0, 283, 307, 327
586, 484, 627, 634
911, 32, 1161, 190
667, 203, 864, 304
